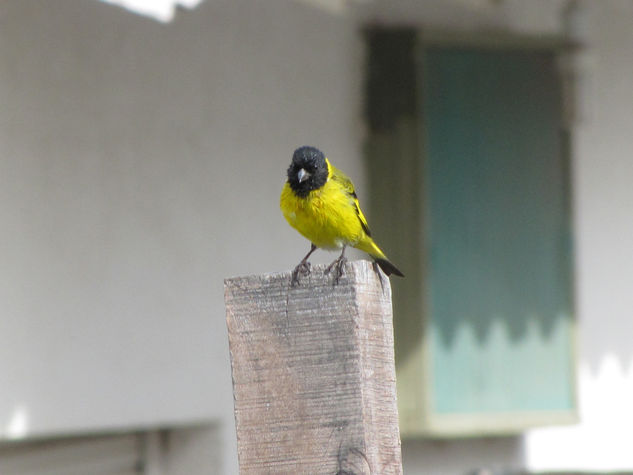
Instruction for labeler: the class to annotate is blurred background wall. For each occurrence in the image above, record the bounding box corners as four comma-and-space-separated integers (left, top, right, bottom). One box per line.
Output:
0, 0, 632, 473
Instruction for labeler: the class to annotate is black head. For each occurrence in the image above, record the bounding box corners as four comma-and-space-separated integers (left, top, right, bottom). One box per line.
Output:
287, 146, 329, 197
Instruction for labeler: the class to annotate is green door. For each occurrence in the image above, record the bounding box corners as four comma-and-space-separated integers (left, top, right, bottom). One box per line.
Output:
364, 32, 577, 435
424, 47, 575, 420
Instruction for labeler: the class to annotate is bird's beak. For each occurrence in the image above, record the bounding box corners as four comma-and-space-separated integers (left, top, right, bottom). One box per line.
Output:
297, 168, 310, 183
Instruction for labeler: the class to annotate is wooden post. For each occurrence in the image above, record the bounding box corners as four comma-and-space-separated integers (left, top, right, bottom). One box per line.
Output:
225, 260, 402, 474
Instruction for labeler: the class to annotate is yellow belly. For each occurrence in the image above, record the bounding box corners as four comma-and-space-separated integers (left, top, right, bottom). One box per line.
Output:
280, 181, 363, 250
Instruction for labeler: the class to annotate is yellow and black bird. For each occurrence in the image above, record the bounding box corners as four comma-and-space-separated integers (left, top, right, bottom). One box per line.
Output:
280, 146, 404, 284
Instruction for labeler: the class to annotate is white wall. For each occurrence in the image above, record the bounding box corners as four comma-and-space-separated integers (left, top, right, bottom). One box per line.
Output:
2, 0, 633, 473
0, 0, 360, 472
356, 1, 633, 473
524, 1, 633, 471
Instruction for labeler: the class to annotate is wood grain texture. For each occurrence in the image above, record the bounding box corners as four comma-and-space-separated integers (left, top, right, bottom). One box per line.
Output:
225, 260, 402, 474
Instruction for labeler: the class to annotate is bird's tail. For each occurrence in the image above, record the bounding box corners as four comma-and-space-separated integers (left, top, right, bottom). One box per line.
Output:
356, 238, 404, 277
374, 257, 405, 277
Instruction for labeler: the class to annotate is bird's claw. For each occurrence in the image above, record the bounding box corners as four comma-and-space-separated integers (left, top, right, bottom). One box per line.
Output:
291, 261, 311, 286
325, 256, 347, 284
372, 261, 386, 292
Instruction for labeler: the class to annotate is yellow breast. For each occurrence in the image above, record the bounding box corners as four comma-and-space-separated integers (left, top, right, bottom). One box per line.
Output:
280, 179, 364, 250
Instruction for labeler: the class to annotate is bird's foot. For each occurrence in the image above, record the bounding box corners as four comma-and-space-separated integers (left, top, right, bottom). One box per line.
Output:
291, 260, 311, 286
325, 255, 347, 284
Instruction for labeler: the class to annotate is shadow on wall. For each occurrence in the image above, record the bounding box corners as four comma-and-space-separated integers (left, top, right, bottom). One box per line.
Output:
401, 436, 525, 475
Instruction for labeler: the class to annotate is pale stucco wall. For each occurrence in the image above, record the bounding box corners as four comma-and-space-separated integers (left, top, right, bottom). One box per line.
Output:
0, 0, 360, 471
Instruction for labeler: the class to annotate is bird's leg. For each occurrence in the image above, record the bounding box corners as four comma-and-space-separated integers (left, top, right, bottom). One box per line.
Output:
291, 243, 317, 286
325, 246, 347, 284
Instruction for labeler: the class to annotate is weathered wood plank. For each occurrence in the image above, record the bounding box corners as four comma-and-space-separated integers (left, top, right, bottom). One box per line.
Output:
225, 260, 402, 474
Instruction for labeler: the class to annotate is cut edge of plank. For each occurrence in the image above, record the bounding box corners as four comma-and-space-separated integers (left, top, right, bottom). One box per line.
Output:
223, 259, 387, 288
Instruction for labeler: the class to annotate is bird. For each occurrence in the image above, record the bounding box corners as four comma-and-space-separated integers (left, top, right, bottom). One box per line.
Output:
280, 145, 404, 284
